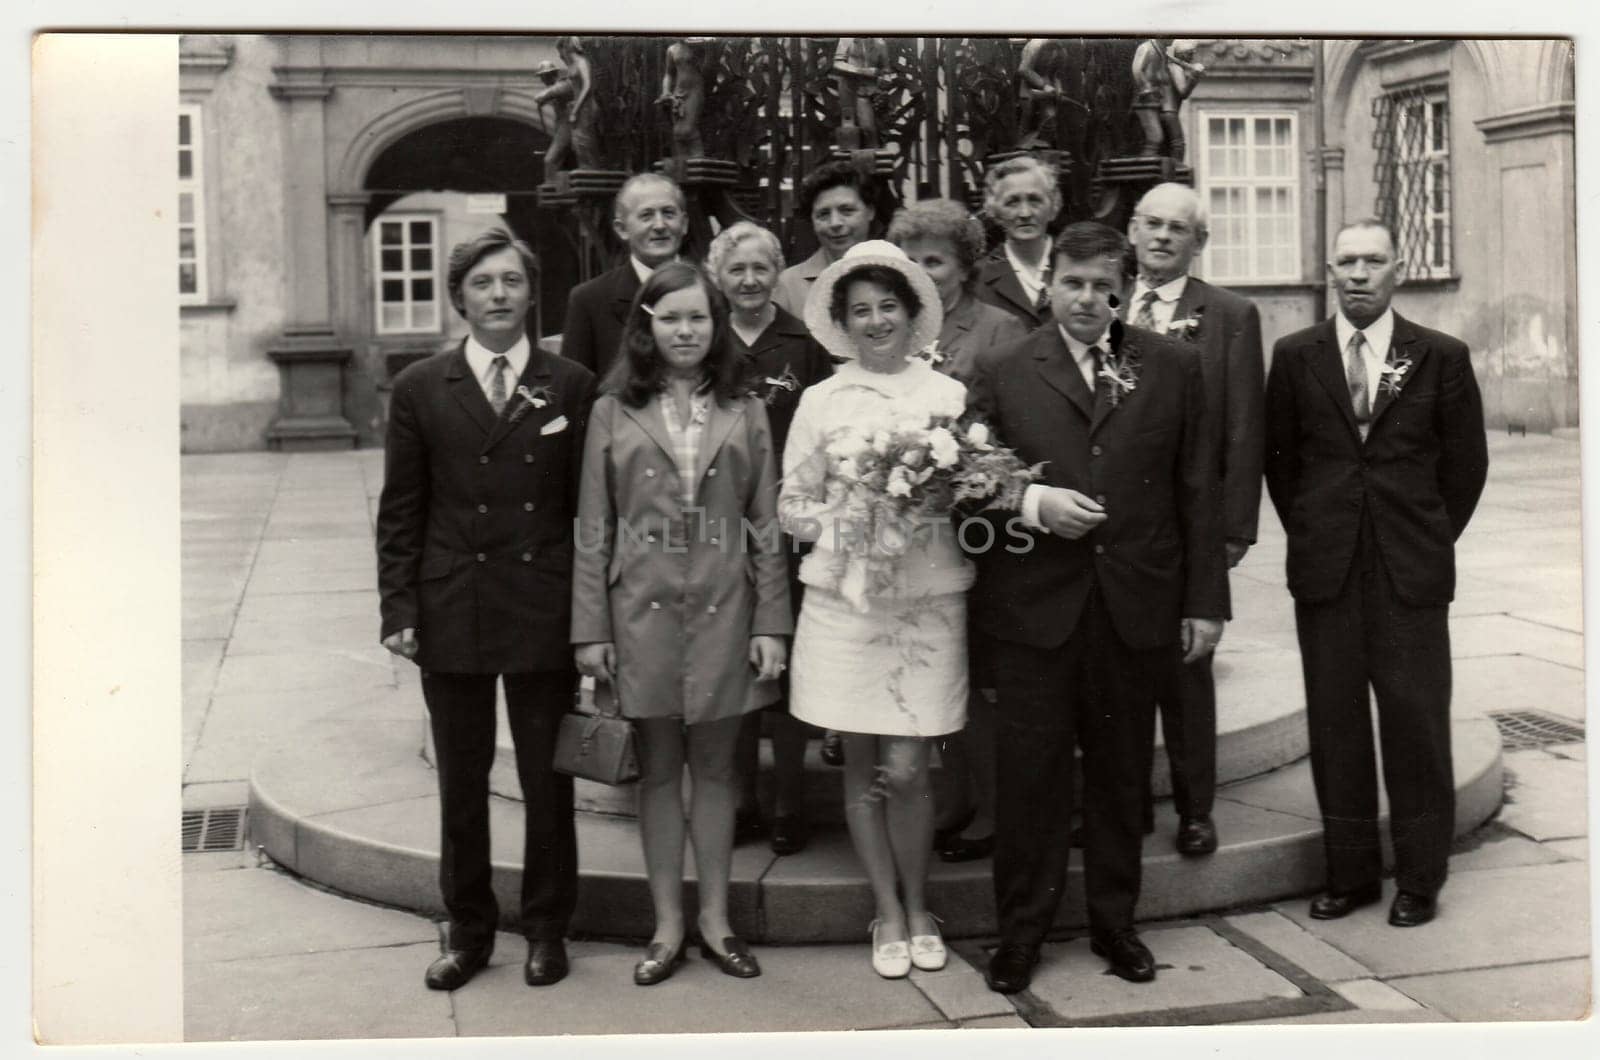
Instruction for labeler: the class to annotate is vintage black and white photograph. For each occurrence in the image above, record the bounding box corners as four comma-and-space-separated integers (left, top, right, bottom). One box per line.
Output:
39, 23, 1593, 1045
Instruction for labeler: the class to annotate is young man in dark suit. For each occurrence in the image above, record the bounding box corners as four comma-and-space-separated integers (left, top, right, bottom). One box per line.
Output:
1126, 182, 1266, 856
1265, 219, 1487, 928
377, 227, 597, 991
966, 222, 1228, 994
558, 173, 688, 377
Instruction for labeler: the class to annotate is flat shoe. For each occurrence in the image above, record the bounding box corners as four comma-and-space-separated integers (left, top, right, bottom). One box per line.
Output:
869, 918, 912, 979
633, 939, 687, 986
908, 913, 946, 972
700, 934, 761, 978
1090, 930, 1156, 983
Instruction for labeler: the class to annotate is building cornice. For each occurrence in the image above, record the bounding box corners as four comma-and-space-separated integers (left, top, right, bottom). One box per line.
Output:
1476, 101, 1575, 144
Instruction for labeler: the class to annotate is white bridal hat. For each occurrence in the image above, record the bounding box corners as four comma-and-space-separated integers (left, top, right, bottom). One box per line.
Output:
802, 240, 943, 363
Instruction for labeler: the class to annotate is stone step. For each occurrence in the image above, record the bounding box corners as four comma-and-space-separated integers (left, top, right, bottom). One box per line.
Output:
460, 649, 1314, 816
248, 716, 1502, 943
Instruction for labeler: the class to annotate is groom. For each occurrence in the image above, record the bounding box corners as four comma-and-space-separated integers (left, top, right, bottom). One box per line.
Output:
965, 221, 1227, 993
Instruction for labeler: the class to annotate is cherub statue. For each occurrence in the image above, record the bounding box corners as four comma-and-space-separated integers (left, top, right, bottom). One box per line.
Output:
832, 37, 891, 150
1131, 38, 1205, 161
657, 37, 712, 165
557, 35, 600, 170
531, 58, 576, 172
1017, 38, 1072, 151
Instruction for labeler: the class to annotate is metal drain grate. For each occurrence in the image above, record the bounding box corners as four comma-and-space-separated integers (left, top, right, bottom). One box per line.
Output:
1489, 710, 1585, 751
182, 807, 247, 852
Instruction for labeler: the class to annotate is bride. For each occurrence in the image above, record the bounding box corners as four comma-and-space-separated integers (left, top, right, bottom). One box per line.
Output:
779, 240, 973, 979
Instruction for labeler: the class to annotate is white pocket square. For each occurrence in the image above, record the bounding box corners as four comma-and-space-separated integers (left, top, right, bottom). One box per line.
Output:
540, 415, 569, 436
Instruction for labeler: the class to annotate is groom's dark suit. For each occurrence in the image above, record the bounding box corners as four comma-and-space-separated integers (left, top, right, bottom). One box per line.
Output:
377, 342, 596, 950
967, 321, 1227, 945
1264, 313, 1486, 898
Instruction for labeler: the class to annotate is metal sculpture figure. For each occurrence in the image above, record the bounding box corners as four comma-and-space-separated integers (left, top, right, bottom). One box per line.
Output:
558, 35, 601, 170
1016, 38, 1074, 151
1131, 38, 1205, 161
532, 58, 576, 172
658, 37, 712, 167
832, 36, 891, 150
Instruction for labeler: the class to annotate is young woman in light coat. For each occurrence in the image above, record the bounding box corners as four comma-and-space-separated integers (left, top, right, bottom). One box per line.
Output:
572, 262, 791, 985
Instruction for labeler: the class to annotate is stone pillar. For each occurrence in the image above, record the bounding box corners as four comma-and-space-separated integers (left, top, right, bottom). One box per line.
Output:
266, 59, 357, 450
1475, 101, 1577, 430
1316, 146, 1345, 317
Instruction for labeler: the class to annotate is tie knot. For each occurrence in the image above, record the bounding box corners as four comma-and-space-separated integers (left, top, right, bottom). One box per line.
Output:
1346, 331, 1366, 354
492, 354, 510, 369
1141, 290, 1158, 307
1088, 344, 1105, 370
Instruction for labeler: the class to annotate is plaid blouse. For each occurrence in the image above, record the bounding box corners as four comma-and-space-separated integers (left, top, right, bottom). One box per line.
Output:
657, 387, 713, 508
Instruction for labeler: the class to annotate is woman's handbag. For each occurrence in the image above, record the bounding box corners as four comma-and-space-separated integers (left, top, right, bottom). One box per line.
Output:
553, 679, 640, 785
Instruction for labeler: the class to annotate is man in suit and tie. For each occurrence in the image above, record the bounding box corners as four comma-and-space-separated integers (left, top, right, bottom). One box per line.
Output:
559, 172, 688, 376
973, 155, 1061, 331
967, 222, 1228, 994
1126, 182, 1265, 856
1265, 218, 1487, 928
377, 227, 597, 991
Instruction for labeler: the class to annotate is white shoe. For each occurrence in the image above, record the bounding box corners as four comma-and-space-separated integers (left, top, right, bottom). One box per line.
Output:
908, 913, 947, 972
869, 918, 911, 979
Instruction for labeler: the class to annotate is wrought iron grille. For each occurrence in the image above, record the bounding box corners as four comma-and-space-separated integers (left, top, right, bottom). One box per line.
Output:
1372, 84, 1453, 280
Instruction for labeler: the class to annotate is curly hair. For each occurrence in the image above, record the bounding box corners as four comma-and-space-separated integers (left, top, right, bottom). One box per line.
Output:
703, 221, 784, 288
981, 154, 1062, 218
886, 199, 988, 275
603, 262, 747, 408
798, 159, 880, 219
827, 263, 923, 330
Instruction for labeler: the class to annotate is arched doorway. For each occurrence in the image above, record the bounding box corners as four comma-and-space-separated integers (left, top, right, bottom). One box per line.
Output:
351, 115, 581, 438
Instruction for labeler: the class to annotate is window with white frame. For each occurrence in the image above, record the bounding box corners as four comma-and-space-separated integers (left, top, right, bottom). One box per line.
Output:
1198, 112, 1300, 283
1374, 85, 1452, 280
372, 215, 441, 334
178, 104, 207, 302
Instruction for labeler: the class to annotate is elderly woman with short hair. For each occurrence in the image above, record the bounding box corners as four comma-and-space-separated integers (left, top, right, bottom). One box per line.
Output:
888, 198, 1029, 384
705, 221, 835, 857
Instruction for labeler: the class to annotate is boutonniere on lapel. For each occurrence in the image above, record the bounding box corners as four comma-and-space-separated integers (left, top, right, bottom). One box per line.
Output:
1377, 353, 1414, 398
1097, 348, 1142, 408
914, 340, 945, 367
507, 384, 556, 425
757, 364, 801, 406
1165, 306, 1205, 343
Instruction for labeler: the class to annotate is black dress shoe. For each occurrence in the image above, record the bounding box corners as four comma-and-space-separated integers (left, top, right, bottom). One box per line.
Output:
633, 939, 687, 985
984, 943, 1040, 994
932, 808, 976, 850
1388, 891, 1438, 927
1176, 815, 1219, 856
1308, 882, 1383, 920
733, 808, 767, 845
424, 945, 492, 991
770, 813, 810, 856
700, 935, 761, 978
820, 730, 845, 766
937, 833, 995, 863
1090, 930, 1156, 983
523, 938, 569, 986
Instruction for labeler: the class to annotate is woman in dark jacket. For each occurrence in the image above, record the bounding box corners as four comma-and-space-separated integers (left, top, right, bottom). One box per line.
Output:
706, 221, 834, 857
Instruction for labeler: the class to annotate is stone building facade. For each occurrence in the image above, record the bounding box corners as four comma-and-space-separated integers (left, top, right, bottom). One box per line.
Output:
178, 35, 1576, 451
